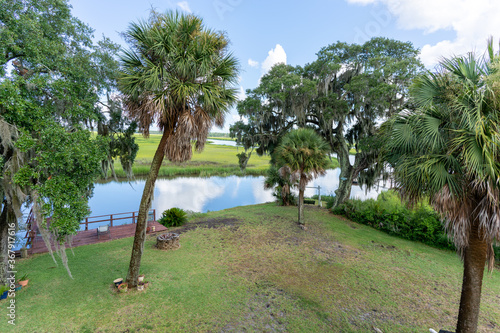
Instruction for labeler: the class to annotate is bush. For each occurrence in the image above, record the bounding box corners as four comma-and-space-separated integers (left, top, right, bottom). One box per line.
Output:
158, 207, 188, 228
332, 191, 455, 252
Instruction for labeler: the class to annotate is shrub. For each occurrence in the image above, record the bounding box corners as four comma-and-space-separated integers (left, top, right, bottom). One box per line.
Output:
158, 207, 188, 228
332, 191, 456, 252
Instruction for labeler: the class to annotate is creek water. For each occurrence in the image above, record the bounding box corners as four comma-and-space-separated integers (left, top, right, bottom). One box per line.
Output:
89, 168, 386, 220
17, 167, 387, 247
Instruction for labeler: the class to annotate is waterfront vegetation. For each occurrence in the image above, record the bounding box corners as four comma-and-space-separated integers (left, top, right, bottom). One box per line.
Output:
8, 203, 499, 332
105, 133, 339, 179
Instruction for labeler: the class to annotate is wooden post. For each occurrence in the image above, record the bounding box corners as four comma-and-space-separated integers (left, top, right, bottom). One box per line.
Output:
110, 214, 113, 227
153, 209, 156, 222
85, 218, 88, 231
132, 212, 135, 224
318, 186, 322, 207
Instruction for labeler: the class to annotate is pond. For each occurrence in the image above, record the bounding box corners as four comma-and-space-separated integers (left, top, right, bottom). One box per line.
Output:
207, 139, 239, 146
87, 168, 387, 229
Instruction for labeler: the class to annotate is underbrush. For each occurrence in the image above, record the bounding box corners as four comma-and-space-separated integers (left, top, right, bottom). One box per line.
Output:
332, 191, 500, 261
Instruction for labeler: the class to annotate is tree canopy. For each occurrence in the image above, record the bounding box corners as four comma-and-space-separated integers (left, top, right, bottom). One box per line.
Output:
0, 0, 135, 281
233, 37, 423, 207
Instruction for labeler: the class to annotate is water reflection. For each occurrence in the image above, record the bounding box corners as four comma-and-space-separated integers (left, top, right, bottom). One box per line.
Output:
89, 169, 384, 218
207, 139, 239, 146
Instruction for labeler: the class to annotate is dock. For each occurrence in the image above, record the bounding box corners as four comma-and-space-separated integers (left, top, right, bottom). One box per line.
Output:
24, 210, 167, 255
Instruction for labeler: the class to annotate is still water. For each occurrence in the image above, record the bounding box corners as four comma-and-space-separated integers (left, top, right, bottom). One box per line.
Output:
207, 139, 239, 146
88, 169, 385, 219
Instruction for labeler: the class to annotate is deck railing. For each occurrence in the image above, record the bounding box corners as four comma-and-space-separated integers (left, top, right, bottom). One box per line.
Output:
24, 209, 36, 248
81, 209, 156, 231
23, 209, 156, 247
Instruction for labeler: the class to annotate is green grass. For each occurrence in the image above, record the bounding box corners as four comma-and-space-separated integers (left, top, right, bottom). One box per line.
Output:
108, 134, 339, 178
207, 136, 236, 142
7, 204, 500, 332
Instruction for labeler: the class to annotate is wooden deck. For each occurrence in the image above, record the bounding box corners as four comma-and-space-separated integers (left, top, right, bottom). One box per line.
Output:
29, 221, 168, 254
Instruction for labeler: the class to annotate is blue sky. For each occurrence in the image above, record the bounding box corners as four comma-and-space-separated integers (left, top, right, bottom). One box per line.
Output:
69, 0, 499, 132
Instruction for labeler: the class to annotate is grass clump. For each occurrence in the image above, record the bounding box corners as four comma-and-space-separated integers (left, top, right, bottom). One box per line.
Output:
158, 207, 188, 227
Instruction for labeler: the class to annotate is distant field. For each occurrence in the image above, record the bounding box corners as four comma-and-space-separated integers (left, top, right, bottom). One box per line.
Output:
207, 136, 236, 142
8, 203, 500, 332
107, 134, 339, 178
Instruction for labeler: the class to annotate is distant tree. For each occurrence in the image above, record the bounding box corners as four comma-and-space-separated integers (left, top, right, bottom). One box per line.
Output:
274, 128, 329, 226
235, 39, 422, 209
0, 0, 130, 281
263, 164, 296, 206
118, 11, 239, 287
231, 64, 317, 158
304, 37, 423, 208
230, 121, 255, 172
384, 43, 500, 332
97, 95, 139, 179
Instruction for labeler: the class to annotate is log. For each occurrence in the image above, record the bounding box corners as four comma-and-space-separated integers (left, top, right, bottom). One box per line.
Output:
156, 233, 180, 250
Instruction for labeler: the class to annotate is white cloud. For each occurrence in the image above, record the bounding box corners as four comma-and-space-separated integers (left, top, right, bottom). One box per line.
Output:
176, 1, 192, 13
346, 0, 500, 67
261, 44, 287, 74
237, 86, 246, 101
153, 178, 224, 213
248, 59, 259, 68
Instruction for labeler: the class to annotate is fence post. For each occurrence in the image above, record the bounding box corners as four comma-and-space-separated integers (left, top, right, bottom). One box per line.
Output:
132, 212, 135, 224
85, 218, 89, 231
318, 186, 321, 207
153, 209, 156, 222
110, 214, 113, 227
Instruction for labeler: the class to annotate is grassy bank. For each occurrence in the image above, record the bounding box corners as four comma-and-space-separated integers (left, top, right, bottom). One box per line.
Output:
207, 136, 236, 141
108, 134, 339, 178
7, 204, 499, 332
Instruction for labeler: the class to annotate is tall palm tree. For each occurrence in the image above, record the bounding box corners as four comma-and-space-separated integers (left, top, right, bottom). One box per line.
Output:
118, 11, 239, 287
385, 43, 500, 332
274, 128, 329, 225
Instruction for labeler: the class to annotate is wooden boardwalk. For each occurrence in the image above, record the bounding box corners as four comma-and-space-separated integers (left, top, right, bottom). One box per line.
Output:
29, 221, 168, 254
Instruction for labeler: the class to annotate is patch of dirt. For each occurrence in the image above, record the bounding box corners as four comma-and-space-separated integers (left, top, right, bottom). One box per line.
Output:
220, 288, 289, 332
168, 217, 241, 234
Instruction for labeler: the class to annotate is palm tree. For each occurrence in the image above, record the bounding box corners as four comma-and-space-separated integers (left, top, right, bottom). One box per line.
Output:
385, 43, 500, 332
118, 11, 239, 287
274, 128, 329, 225
263, 164, 296, 206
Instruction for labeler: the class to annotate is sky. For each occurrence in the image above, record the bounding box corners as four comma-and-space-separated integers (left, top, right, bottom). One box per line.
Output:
69, 0, 500, 132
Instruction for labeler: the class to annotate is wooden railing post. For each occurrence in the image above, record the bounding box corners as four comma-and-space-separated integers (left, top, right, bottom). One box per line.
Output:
153, 209, 156, 222
85, 218, 89, 231
110, 214, 113, 227
132, 212, 135, 224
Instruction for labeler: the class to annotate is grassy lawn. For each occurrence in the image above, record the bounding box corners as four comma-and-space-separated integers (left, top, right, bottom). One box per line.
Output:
109, 134, 339, 178
7, 204, 500, 332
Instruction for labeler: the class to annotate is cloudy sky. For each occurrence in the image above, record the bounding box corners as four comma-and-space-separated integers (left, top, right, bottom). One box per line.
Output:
69, 0, 499, 132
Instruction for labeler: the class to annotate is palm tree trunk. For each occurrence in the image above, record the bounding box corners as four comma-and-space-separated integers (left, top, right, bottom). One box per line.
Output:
456, 222, 488, 333
126, 130, 170, 287
298, 175, 306, 225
